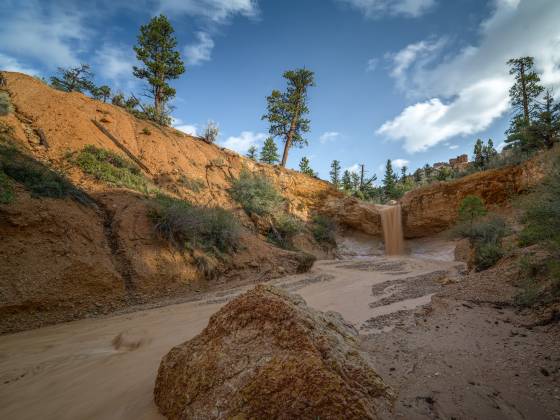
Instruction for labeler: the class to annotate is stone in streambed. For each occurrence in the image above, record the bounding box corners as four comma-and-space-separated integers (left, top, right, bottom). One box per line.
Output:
154, 284, 393, 420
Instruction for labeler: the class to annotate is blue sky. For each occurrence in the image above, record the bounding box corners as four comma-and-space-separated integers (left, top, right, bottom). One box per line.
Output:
1, 0, 559, 181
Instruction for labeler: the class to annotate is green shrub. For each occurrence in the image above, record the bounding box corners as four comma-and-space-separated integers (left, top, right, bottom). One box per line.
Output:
518, 161, 560, 248
312, 214, 337, 247
452, 213, 507, 271
0, 92, 13, 116
514, 256, 560, 307
268, 213, 302, 249
474, 242, 504, 271
458, 195, 487, 232
0, 143, 90, 204
179, 174, 206, 193
149, 194, 240, 255
229, 169, 284, 216
74, 145, 151, 193
0, 171, 14, 204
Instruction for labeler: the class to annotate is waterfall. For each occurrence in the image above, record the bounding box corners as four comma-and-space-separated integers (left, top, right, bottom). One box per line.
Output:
378, 204, 405, 255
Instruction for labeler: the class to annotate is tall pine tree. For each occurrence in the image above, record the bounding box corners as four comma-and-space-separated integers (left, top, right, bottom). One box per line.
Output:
330, 160, 341, 188
260, 137, 280, 164
262, 68, 314, 167
383, 160, 397, 199
341, 170, 352, 191
133, 15, 185, 124
473, 138, 485, 168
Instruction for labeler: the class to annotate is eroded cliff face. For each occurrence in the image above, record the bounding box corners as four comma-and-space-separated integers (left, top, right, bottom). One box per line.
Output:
400, 153, 551, 238
0, 72, 338, 332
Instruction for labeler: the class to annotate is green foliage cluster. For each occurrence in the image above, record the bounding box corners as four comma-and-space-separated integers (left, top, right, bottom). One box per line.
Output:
298, 156, 317, 177
260, 137, 280, 164
0, 142, 90, 204
0, 91, 13, 116
229, 169, 302, 249
311, 214, 337, 248
149, 194, 240, 255
229, 169, 284, 216
0, 171, 14, 204
73, 145, 152, 193
453, 196, 507, 271
514, 160, 560, 307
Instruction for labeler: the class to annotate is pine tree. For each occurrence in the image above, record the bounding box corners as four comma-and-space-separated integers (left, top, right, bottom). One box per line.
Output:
260, 137, 280, 164
413, 168, 423, 184
507, 57, 544, 124
246, 145, 258, 160
423, 163, 433, 180
299, 157, 316, 177
400, 166, 408, 181
92, 85, 112, 102
330, 160, 341, 188
341, 170, 352, 191
482, 139, 498, 165
262, 69, 314, 167
383, 160, 397, 198
532, 89, 560, 149
350, 172, 360, 191
473, 138, 484, 169
50, 64, 95, 93
133, 14, 185, 124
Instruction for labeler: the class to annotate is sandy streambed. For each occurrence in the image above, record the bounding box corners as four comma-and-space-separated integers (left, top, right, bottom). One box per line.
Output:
0, 254, 463, 420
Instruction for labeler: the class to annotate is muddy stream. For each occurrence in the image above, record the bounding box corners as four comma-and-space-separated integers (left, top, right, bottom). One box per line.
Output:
0, 238, 464, 420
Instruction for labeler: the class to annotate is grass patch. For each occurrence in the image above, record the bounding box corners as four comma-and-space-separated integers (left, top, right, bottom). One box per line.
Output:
0, 142, 90, 204
73, 145, 152, 193
149, 194, 240, 255
179, 174, 206, 193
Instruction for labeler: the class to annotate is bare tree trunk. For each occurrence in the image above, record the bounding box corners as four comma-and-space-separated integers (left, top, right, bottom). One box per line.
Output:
520, 63, 530, 124
280, 100, 301, 167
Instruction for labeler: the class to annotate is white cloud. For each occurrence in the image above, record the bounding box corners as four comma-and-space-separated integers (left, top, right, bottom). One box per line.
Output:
184, 32, 215, 66
377, 0, 560, 153
337, 0, 436, 18
387, 38, 446, 88
94, 45, 135, 82
378, 78, 511, 153
366, 58, 379, 72
157, 0, 259, 22
176, 125, 198, 136
0, 1, 88, 69
392, 158, 409, 168
220, 131, 266, 154
0, 53, 39, 75
449, 144, 459, 150
319, 131, 341, 144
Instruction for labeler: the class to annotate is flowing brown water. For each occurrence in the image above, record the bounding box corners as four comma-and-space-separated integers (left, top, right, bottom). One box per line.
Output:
379, 204, 405, 255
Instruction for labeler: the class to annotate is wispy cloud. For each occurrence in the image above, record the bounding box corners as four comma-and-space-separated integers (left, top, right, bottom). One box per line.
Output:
0, 0, 89, 69
320, 131, 341, 144
336, 0, 436, 18
157, 0, 259, 23
449, 144, 459, 150
221, 131, 267, 154
0, 53, 39, 75
377, 0, 560, 153
366, 58, 379, 72
184, 32, 215, 66
94, 44, 136, 85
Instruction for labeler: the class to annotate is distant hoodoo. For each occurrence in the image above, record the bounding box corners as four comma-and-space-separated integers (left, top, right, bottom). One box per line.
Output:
378, 204, 405, 255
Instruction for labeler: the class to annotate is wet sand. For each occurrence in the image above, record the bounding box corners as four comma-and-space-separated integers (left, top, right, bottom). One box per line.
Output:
0, 254, 462, 420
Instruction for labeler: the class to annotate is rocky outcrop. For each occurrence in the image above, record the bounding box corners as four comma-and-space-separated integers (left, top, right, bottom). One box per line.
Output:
401, 153, 551, 238
322, 195, 382, 236
154, 285, 393, 420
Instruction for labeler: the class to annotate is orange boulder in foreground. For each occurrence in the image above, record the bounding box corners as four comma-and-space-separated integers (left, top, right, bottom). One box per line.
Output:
154, 284, 393, 419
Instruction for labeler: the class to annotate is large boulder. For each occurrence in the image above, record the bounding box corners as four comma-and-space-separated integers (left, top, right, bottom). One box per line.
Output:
154, 285, 393, 419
